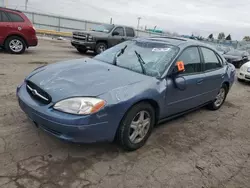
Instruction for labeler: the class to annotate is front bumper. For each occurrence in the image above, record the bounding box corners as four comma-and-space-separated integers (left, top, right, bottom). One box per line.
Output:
71, 39, 96, 50
237, 70, 250, 81
16, 83, 116, 143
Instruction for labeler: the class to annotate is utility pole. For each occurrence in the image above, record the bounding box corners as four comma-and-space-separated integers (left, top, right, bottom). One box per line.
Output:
137, 17, 141, 37
25, 0, 28, 10
4, 0, 8, 8
110, 18, 113, 24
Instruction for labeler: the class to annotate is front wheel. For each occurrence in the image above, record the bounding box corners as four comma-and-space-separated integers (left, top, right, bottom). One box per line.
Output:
117, 102, 155, 151
95, 42, 107, 54
235, 61, 243, 68
207, 84, 228, 110
238, 78, 244, 82
77, 48, 87, 54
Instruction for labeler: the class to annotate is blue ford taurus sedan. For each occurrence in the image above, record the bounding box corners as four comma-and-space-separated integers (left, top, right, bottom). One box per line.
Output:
17, 37, 236, 151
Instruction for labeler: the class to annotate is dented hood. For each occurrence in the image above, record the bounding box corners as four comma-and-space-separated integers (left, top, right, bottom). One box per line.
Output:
27, 58, 148, 102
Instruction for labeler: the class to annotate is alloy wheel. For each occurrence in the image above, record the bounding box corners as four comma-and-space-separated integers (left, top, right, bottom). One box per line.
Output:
129, 111, 151, 144
214, 88, 226, 107
9, 39, 23, 53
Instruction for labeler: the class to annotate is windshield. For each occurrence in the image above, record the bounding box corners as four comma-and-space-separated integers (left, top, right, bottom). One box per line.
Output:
94, 40, 179, 78
91, 24, 114, 33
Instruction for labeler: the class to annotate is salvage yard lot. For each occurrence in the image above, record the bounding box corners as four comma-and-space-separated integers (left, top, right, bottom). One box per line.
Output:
1, 39, 250, 188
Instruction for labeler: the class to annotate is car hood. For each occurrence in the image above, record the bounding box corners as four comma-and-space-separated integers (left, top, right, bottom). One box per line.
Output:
223, 54, 242, 61
27, 58, 150, 102
73, 30, 108, 37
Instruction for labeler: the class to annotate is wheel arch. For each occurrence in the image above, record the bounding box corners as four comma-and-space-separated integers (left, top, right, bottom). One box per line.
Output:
113, 98, 160, 143
222, 81, 230, 92
120, 98, 160, 127
4, 34, 28, 47
96, 40, 108, 47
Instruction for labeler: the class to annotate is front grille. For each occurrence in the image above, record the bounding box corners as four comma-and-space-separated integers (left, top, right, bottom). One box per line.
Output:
73, 35, 86, 41
245, 75, 250, 79
39, 124, 62, 136
26, 81, 52, 104
72, 32, 87, 41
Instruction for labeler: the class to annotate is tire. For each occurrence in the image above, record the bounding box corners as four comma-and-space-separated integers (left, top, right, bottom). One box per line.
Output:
238, 78, 244, 82
207, 84, 228, 111
117, 102, 155, 151
5, 36, 26, 54
95, 42, 107, 54
77, 48, 87, 54
235, 61, 242, 69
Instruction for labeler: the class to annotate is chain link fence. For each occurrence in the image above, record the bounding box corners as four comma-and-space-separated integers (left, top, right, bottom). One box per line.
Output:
22, 10, 249, 49
23, 11, 166, 38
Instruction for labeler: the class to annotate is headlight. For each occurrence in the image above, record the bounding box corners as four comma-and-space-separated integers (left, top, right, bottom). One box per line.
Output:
53, 97, 106, 115
87, 35, 94, 41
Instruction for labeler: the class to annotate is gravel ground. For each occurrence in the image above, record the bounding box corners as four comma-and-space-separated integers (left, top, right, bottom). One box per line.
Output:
0, 39, 250, 188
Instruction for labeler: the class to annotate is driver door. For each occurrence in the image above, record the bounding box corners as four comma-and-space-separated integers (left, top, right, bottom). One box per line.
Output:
109, 27, 126, 47
164, 47, 207, 116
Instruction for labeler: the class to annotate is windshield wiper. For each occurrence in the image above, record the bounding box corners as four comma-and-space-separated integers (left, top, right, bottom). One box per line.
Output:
134, 50, 146, 74
113, 45, 127, 65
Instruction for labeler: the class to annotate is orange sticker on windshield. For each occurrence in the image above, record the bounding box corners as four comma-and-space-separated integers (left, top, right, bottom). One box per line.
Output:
176, 61, 185, 71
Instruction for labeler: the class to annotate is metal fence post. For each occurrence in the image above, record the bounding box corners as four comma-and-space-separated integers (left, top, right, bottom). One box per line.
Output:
58, 17, 61, 32
32, 12, 34, 24
85, 21, 87, 30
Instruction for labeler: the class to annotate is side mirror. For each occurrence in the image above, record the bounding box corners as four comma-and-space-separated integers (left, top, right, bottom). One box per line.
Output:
112, 31, 119, 36
174, 76, 187, 90
170, 61, 186, 90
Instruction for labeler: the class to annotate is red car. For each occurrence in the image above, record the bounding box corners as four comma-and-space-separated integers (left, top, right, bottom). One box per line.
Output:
0, 8, 38, 54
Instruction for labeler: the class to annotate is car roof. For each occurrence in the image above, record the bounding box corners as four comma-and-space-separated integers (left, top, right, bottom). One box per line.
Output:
0, 7, 22, 13
101, 23, 134, 29
138, 36, 214, 49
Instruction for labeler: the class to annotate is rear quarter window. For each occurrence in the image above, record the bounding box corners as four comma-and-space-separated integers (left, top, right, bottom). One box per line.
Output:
6, 12, 24, 22
0, 11, 10, 22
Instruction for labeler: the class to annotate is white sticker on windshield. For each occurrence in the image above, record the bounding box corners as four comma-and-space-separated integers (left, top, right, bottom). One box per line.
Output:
152, 48, 170, 52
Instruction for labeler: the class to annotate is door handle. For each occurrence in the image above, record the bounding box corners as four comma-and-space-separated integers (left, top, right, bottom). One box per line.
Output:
221, 73, 225, 78
121, 38, 125, 40
197, 79, 203, 84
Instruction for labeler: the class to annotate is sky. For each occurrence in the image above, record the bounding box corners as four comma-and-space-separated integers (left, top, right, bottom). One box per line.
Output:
7, 0, 250, 40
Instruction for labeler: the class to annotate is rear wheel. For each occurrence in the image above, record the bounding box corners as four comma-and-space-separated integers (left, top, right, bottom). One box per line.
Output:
5, 36, 26, 54
77, 48, 87, 54
117, 102, 155, 151
207, 84, 228, 110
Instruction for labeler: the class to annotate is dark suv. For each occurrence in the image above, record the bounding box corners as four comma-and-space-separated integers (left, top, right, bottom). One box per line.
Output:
71, 24, 135, 54
0, 8, 38, 54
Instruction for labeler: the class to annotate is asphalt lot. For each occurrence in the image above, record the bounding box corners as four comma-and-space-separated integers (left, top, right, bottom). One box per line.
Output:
1, 39, 250, 188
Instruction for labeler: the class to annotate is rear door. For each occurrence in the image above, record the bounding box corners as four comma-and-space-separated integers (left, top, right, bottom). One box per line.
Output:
165, 46, 207, 116
5, 11, 27, 35
200, 47, 226, 102
0, 10, 13, 45
109, 27, 126, 47
125, 27, 135, 40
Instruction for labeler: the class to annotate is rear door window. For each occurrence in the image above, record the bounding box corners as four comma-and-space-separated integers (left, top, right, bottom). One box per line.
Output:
125, 27, 135, 37
201, 47, 222, 71
6, 12, 24, 22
